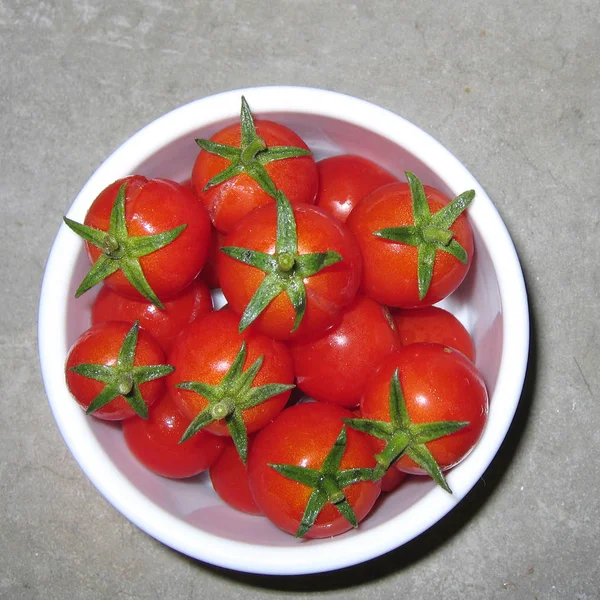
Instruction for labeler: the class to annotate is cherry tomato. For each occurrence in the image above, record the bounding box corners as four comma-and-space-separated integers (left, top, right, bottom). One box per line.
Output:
65, 321, 171, 420
359, 343, 488, 477
248, 402, 381, 538
191, 100, 317, 234
346, 174, 474, 308
218, 200, 362, 341
289, 295, 400, 408
391, 305, 475, 362
78, 176, 212, 305
315, 154, 398, 222
167, 308, 294, 461
209, 438, 262, 515
91, 278, 213, 353
123, 392, 225, 479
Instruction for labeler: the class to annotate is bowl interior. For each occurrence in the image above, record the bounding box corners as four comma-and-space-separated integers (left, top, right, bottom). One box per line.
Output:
39, 87, 528, 575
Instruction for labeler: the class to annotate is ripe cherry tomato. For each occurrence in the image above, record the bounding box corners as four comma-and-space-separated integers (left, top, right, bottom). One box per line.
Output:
65, 321, 171, 420
218, 199, 362, 341
167, 308, 294, 461
123, 392, 225, 479
248, 402, 380, 538
209, 438, 263, 515
391, 305, 475, 362
75, 176, 212, 306
315, 154, 398, 222
358, 343, 488, 479
346, 174, 474, 308
191, 99, 318, 233
289, 295, 400, 408
91, 278, 213, 353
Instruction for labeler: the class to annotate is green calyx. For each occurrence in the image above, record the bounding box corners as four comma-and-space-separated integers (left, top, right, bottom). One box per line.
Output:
175, 341, 294, 463
69, 321, 174, 419
269, 426, 375, 537
195, 95, 312, 197
343, 368, 469, 493
374, 171, 474, 300
63, 183, 186, 309
221, 190, 343, 334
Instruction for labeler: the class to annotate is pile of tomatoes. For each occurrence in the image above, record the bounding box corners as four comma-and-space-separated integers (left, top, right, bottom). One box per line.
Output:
63, 97, 489, 539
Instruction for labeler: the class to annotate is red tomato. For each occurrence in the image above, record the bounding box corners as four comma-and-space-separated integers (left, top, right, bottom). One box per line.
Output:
248, 402, 381, 538
315, 154, 398, 222
218, 202, 362, 341
167, 308, 294, 455
290, 295, 400, 408
81, 176, 212, 305
209, 438, 263, 515
379, 468, 408, 493
123, 393, 225, 479
360, 343, 488, 477
391, 305, 475, 362
191, 119, 318, 234
346, 178, 474, 308
65, 321, 171, 420
91, 278, 213, 353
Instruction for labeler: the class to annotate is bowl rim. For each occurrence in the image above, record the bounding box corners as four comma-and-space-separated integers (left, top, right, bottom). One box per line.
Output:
38, 85, 529, 575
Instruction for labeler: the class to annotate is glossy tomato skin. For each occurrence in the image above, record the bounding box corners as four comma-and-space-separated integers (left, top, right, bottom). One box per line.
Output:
346, 182, 474, 308
379, 467, 408, 493
290, 295, 400, 408
167, 308, 294, 437
209, 438, 262, 515
218, 203, 362, 341
123, 392, 225, 479
65, 321, 167, 420
361, 343, 488, 474
391, 305, 475, 362
191, 120, 318, 233
315, 154, 398, 222
248, 402, 381, 538
84, 176, 212, 302
91, 278, 213, 353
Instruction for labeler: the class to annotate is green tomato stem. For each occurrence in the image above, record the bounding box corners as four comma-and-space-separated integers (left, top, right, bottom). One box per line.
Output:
373, 431, 410, 477
102, 235, 120, 256
277, 252, 296, 272
321, 475, 345, 504
117, 373, 134, 396
210, 398, 235, 421
241, 136, 267, 164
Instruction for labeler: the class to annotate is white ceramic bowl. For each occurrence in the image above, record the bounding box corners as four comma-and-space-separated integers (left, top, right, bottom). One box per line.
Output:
38, 86, 529, 575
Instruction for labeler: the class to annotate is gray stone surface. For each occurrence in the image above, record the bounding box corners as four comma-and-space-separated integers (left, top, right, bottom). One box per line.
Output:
1, 0, 599, 598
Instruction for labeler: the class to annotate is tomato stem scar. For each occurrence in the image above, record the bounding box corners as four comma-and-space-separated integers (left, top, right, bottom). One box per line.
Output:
241, 136, 267, 164
117, 373, 134, 396
211, 399, 235, 420
102, 235, 120, 255
277, 252, 296, 272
